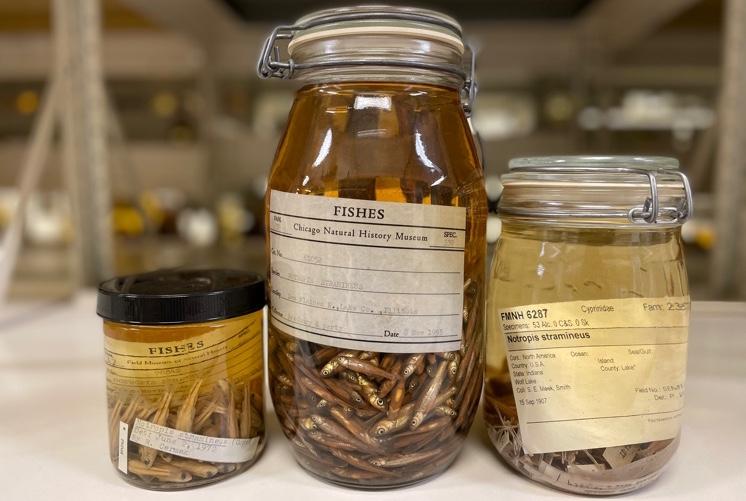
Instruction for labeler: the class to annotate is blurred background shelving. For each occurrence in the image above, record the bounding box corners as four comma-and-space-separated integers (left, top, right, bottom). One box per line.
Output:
0, 0, 742, 301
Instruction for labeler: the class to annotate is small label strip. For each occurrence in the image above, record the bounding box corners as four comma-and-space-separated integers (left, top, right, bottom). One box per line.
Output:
129, 418, 259, 463
118, 422, 128, 474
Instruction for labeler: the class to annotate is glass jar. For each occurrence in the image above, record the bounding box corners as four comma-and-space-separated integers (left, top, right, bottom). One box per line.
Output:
97, 269, 266, 490
484, 156, 692, 495
258, 6, 487, 489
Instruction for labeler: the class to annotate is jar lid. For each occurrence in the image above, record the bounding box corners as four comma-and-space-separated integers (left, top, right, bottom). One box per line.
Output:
499, 156, 693, 227
97, 269, 265, 325
257, 5, 476, 114
287, 6, 464, 54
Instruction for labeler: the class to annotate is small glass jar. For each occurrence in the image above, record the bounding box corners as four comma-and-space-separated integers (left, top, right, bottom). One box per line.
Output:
258, 6, 487, 489
484, 156, 692, 495
97, 269, 266, 490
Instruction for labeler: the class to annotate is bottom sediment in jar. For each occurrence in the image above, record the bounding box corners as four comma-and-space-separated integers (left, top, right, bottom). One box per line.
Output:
107, 378, 265, 490
483, 378, 678, 495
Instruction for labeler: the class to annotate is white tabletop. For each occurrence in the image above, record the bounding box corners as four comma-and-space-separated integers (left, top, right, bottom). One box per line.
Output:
1, 293, 744, 500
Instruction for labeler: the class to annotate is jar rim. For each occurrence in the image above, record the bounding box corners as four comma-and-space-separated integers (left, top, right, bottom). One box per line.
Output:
286, 5, 465, 57
293, 5, 462, 33
509, 155, 679, 171
288, 23, 465, 55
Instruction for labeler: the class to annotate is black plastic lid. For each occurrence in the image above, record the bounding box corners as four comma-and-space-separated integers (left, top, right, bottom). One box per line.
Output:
97, 269, 265, 325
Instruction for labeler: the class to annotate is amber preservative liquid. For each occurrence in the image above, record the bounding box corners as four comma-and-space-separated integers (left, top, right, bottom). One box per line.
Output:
484, 157, 692, 495
97, 270, 266, 490
258, 6, 487, 488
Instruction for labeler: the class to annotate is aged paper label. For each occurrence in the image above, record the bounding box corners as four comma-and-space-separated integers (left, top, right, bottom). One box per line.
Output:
498, 296, 689, 454
104, 310, 263, 398
269, 190, 466, 353
129, 419, 259, 463
118, 422, 128, 474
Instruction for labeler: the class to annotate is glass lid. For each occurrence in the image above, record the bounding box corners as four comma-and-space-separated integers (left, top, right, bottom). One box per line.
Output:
509, 156, 680, 171
287, 6, 464, 54
499, 156, 693, 227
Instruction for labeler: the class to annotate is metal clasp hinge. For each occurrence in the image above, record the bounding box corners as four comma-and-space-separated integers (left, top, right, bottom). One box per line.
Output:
257, 25, 297, 80
461, 46, 477, 117
628, 169, 693, 224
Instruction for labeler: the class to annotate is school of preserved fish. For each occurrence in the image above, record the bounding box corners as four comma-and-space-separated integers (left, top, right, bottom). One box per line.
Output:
269, 278, 484, 487
107, 377, 264, 489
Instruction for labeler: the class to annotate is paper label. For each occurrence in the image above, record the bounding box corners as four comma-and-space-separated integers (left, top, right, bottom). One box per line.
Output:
498, 296, 689, 454
129, 418, 259, 463
268, 190, 466, 353
118, 422, 128, 474
104, 311, 263, 398
602, 444, 641, 469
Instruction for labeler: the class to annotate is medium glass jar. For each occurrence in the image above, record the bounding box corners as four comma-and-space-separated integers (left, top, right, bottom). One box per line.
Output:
484, 156, 692, 495
258, 6, 487, 489
97, 269, 266, 490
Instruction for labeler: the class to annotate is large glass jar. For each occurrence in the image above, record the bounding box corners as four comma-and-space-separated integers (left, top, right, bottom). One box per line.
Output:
485, 156, 692, 495
258, 6, 487, 489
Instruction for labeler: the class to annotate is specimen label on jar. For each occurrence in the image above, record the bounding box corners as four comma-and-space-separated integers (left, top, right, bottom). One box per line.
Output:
118, 422, 129, 474
129, 418, 260, 463
498, 296, 689, 454
104, 310, 263, 398
269, 190, 466, 353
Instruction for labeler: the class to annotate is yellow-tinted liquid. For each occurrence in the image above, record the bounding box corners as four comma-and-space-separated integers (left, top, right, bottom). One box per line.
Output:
104, 314, 265, 490
484, 221, 687, 495
265, 82, 487, 488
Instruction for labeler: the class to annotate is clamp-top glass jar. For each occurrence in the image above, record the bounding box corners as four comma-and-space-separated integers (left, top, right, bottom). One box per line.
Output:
258, 6, 487, 489
485, 156, 692, 495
